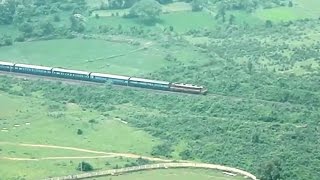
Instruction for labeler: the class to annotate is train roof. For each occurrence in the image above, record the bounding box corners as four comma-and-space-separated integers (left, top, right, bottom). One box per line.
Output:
90, 72, 130, 80
172, 83, 204, 89
15, 63, 53, 71
52, 68, 90, 75
0, 61, 14, 66
129, 77, 170, 85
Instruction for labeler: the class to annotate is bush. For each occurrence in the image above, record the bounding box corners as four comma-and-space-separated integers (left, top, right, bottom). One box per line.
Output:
15, 34, 25, 42
77, 161, 93, 172
77, 129, 83, 135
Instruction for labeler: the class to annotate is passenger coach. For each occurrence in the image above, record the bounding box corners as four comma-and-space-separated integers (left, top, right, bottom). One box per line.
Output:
0, 61, 14, 71
52, 68, 90, 80
128, 77, 170, 90
14, 64, 53, 75
90, 73, 130, 85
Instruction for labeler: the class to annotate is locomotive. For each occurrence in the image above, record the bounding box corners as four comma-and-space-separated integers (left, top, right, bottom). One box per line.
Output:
0, 61, 207, 94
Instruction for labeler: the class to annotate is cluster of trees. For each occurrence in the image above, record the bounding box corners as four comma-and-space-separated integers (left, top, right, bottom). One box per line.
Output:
128, 0, 162, 23
0, 35, 13, 47
0, 0, 89, 42
100, 0, 171, 10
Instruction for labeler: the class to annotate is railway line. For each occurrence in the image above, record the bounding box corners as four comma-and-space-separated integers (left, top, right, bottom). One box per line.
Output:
0, 71, 192, 97
44, 163, 258, 180
0, 61, 208, 94
0, 70, 307, 108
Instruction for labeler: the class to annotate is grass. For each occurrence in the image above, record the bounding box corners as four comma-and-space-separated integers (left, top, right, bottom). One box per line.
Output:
93, 168, 247, 180
0, 39, 171, 76
92, 2, 192, 17
89, 11, 215, 33
161, 11, 216, 32
0, 91, 159, 153
0, 91, 161, 179
0, 87, 246, 180
255, 0, 320, 22
0, 157, 139, 179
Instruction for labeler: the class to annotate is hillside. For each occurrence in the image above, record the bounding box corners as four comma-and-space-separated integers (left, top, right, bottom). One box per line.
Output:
0, 0, 320, 180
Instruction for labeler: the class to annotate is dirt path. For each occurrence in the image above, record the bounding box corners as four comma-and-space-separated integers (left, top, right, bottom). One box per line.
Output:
1, 155, 117, 161
1, 142, 257, 180
0, 142, 173, 162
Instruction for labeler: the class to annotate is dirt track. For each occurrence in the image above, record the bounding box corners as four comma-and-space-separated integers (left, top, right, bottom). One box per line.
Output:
0, 142, 257, 180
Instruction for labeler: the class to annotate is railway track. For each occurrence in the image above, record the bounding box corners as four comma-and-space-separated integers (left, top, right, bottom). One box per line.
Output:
0, 70, 307, 108
44, 162, 258, 180
0, 71, 190, 97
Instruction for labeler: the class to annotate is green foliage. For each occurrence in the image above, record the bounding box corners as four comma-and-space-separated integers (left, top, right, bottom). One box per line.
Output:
258, 158, 282, 180
77, 161, 93, 172
0, 0, 16, 25
151, 142, 173, 158
191, 0, 205, 11
129, 0, 162, 24
77, 129, 83, 135
70, 15, 86, 33
0, 35, 13, 46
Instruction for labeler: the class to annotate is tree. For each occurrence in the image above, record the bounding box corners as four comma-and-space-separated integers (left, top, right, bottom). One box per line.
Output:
229, 14, 235, 25
40, 21, 55, 35
258, 159, 282, 180
77, 129, 83, 135
265, 20, 273, 28
191, 0, 205, 11
18, 22, 34, 34
129, 0, 162, 24
70, 14, 85, 32
288, 1, 293, 7
215, 3, 226, 22
77, 161, 93, 172
0, 0, 16, 25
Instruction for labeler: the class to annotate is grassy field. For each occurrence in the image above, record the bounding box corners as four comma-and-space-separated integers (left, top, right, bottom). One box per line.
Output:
255, 0, 320, 21
0, 39, 171, 76
0, 89, 247, 179
0, 157, 143, 179
89, 10, 215, 33
93, 168, 247, 180
0, 90, 161, 179
0, 37, 209, 78
0, 92, 159, 153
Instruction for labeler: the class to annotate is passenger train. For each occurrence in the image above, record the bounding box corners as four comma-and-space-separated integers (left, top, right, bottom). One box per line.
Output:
0, 61, 207, 94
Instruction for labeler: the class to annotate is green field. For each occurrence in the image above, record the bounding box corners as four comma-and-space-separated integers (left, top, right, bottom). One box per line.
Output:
0, 91, 161, 179
0, 39, 170, 76
0, 90, 245, 180
255, 0, 320, 21
0, 38, 208, 77
0, 92, 159, 153
89, 11, 215, 33
93, 168, 247, 180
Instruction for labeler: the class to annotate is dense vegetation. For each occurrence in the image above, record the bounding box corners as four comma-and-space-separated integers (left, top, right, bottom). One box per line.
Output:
0, 0, 320, 180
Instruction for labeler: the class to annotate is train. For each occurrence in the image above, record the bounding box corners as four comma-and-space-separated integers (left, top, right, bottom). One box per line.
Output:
0, 61, 208, 94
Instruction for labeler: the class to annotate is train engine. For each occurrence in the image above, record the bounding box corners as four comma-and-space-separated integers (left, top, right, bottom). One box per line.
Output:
170, 83, 208, 94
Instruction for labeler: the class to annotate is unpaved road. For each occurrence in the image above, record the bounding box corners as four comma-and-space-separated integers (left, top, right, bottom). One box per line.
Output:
1, 141, 257, 180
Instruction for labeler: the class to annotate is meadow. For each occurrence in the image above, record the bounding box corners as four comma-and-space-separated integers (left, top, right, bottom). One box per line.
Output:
0, 83, 246, 180
255, 0, 320, 21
